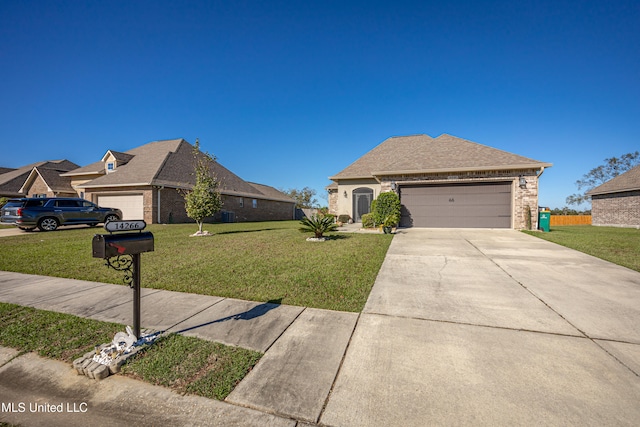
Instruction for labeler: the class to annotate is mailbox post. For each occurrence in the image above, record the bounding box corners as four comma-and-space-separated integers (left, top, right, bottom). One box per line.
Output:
92, 220, 153, 339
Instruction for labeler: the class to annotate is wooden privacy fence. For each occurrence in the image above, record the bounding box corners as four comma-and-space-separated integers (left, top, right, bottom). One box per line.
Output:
549, 215, 592, 226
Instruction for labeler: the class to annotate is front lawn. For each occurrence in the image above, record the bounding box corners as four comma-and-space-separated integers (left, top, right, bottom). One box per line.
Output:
0, 221, 392, 312
523, 225, 640, 272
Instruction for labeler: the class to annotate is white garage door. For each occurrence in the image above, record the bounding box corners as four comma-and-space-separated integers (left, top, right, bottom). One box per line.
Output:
97, 195, 144, 220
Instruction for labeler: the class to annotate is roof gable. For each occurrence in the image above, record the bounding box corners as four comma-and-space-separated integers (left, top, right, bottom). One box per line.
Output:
330, 134, 552, 180
587, 164, 640, 196
0, 160, 79, 195
20, 166, 76, 194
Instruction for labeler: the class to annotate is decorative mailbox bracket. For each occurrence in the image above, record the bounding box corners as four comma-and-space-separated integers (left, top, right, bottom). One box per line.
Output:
92, 220, 153, 339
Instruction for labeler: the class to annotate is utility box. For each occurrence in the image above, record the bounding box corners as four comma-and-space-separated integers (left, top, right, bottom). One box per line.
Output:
538, 211, 551, 232
92, 232, 154, 259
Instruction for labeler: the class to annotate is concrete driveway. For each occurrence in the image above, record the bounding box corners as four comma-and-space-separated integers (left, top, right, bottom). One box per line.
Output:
321, 228, 640, 426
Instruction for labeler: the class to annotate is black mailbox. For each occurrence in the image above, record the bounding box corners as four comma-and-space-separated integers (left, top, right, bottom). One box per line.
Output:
92, 232, 154, 259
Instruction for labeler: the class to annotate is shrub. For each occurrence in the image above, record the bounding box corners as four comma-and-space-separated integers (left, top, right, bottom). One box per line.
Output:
338, 214, 351, 224
299, 215, 339, 238
361, 213, 375, 228
372, 192, 401, 227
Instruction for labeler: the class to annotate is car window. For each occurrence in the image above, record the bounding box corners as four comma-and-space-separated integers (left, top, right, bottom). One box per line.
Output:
24, 199, 46, 207
4, 200, 25, 208
81, 201, 96, 208
55, 200, 80, 208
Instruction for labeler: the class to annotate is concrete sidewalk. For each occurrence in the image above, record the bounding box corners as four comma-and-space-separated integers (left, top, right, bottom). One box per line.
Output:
0, 271, 355, 426
2, 228, 640, 426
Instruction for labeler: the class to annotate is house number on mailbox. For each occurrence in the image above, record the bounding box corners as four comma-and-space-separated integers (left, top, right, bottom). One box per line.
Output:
449, 198, 455, 203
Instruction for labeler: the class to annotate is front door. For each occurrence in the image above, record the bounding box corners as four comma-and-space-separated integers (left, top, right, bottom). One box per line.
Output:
352, 188, 373, 222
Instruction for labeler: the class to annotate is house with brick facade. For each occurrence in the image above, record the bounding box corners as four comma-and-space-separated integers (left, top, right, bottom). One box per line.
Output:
587, 164, 640, 228
327, 134, 552, 229
0, 160, 79, 198
8, 138, 296, 224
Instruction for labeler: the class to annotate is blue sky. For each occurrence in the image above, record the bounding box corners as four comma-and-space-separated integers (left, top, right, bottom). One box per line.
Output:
1, 0, 638, 209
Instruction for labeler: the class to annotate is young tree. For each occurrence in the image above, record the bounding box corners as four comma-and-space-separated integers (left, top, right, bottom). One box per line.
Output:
280, 186, 318, 209
183, 139, 223, 234
566, 151, 640, 206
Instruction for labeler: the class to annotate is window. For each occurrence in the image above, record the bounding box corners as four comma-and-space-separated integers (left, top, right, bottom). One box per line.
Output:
239, 197, 244, 208
252, 199, 257, 209
107, 162, 115, 172
55, 200, 80, 208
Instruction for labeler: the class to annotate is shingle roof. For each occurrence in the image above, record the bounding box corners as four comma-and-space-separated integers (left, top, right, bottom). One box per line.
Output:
587, 164, 640, 196
0, 160, 79, 196
29, 167, 76, 193
330, 134, 552, 179
66, 138, 293, 203
247, 182, 296, 203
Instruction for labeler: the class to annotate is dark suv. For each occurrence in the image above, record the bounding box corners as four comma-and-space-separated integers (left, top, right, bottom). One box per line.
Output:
0, 198, 122, 232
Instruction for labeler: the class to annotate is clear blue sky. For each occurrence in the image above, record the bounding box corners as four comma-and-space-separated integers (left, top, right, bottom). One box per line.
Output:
1, 0, 638, 209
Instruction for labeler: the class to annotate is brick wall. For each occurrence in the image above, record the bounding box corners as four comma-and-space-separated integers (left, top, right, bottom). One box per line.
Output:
157, 189, 294, 224
591, 191, 640, 228
221, 196, 294, 222
27, 175, 52, 197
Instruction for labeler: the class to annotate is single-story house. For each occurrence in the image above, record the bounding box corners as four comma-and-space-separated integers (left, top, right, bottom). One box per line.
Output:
0, 160, 79, 199
12, 138, 295, 224
586, 164, 640, 228
327, 134, 552, 229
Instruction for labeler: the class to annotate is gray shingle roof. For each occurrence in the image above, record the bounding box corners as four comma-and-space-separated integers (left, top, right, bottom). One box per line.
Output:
66, 138, 292, 203
0, 160, 79, 196
330, 134, 552, 179
30, 167, 76, 193
247, 182, 296, 203
587, 164, 640, 196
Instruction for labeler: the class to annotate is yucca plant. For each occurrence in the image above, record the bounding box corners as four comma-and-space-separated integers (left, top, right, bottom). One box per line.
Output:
299, 214, 339, 239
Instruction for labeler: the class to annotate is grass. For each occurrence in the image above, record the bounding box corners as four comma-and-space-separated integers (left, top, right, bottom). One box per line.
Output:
121, 334, 261, 400
0, 221, 393, 312
523, 225, 640, 272
0, 302, 262, 400
0, 302, 122, 362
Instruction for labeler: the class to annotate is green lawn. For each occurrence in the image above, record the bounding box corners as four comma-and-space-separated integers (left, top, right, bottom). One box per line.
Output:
0, 221, 393, 312
0, 302, 261, 400
523, 225, 640, 272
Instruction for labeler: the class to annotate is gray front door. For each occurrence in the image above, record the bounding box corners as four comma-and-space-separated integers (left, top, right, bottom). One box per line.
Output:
352, 188, 373, 222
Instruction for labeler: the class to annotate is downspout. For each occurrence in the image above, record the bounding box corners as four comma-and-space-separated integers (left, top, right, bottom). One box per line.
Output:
157, 186, 164, 224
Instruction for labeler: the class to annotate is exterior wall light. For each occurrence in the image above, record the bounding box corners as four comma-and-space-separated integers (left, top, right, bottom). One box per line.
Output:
519, 176, 527, 189
390, 182, 397, 191
343, 190, 348, 198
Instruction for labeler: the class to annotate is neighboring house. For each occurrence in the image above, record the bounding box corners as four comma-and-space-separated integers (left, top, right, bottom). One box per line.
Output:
586, 164, 640, 228
49, 138, 295, 223
0, 160, 79, 198
328, 134, 552, 229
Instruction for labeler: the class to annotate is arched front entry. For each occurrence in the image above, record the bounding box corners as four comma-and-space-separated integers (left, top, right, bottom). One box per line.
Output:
352, 187, 374, 222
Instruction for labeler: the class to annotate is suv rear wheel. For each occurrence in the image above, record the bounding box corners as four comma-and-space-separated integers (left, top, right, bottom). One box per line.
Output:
38, 217, 59, 232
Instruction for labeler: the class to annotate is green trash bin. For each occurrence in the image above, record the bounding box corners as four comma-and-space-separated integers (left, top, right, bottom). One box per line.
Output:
538, 211, 550, 232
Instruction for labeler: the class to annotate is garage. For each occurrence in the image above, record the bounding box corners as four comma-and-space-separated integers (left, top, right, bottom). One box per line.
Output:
97, 195, 144, 221
399, 182, 512, 228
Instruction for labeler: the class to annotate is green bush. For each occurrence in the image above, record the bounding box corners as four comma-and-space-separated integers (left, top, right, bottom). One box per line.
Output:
338, 214, 351, 224
299, 214, 339, 238
372, 192, 401, 226
361, 213, 375, 228
0, 197, 8, 209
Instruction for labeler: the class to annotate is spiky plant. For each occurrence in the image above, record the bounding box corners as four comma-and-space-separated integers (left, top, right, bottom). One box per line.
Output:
299, 215, 339, 239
